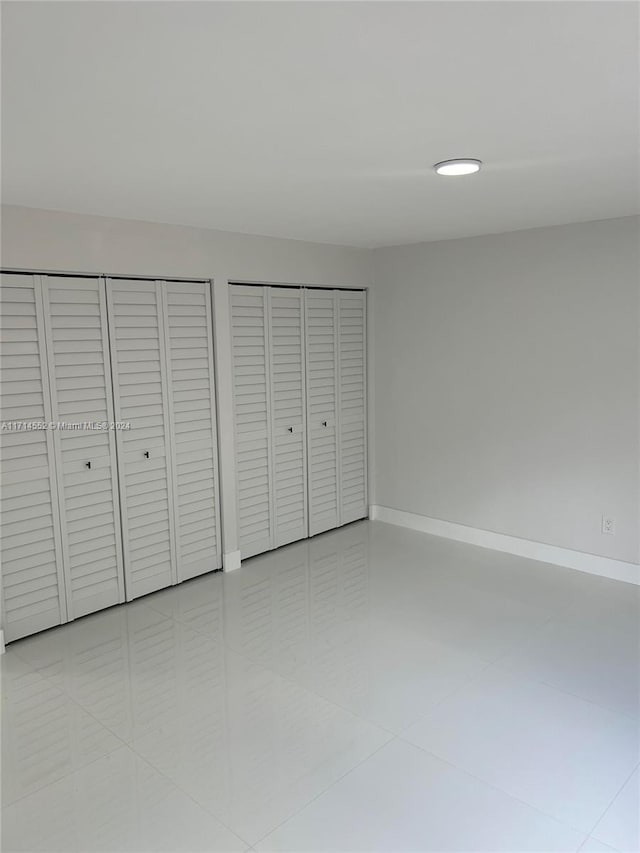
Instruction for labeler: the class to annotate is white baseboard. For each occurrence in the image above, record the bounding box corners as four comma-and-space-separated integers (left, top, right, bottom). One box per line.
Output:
370, 505, 640, 586
223, 550, 241, 572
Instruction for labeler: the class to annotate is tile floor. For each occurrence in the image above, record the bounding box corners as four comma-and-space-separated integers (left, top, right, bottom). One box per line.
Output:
2, 520, 639, 852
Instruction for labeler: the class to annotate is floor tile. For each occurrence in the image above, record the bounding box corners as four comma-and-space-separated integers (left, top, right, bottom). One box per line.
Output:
1, 646, 40, 689
3, 520, 638, 853
579, 838, 620, 852
591, 767, 640, 852
11, 605, 225, 742
222, 540, 315, 683
256, 738, 584, 852
223, 530, 372, 670
402, 666, 640, 833
304, 621, 487, 734
367, 521, 586, 619
143, 570, 225, 639
1, 746, 247, 852
562, 575, 640, 628
501, 583, 640, 718
132, 650, 391, 845
11, 600, 172, 689
223, 538, 487, 733
1, 653, 122, 806
380, 564, 554, 663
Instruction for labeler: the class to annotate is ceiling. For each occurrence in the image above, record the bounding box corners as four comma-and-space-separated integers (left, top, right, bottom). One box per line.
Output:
2, 1, 638, 248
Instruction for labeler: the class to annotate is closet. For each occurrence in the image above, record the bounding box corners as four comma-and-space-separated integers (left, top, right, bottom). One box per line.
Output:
1, 273, 365, 642
230, 285, 367, 560
0, 272, 221, 642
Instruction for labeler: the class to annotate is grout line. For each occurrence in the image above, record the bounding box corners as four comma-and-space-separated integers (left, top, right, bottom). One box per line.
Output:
1, 744, 133, 814
1, 661, 130, 812
393, 662, 639, 839
250, 735, 397, 849
119, 628, 393, 848
140, 591, 405, 737
577, 836, 620, 852
128, 745, 251, 849
488, 659, 640, 724
4, 607, 390, 849
118, 598, 400, 848
585, 759, 640, 843
391, 659, 496, 738
397, 734, 594, 840
5, 642, 251, 848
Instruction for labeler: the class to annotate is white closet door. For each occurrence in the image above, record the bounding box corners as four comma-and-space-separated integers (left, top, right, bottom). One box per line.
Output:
337, 290, 368, 524
106, 279, 177, 599
0, 273, 67, 642
163, 281, 221, 580
304, 290, 340, 536
230, 285, 273, 558
267, 288, 307, 548
42, 276, 125, 619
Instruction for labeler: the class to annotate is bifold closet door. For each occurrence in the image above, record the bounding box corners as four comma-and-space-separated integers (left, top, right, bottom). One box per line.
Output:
163, 281, 222, 579
231, 285, 366, 560
304, 290, 340, 535
41, 276, 125, 619
0, 274, 67, 642
107, 279, 178, 599
107, 278, 221, 598
337, 290, 367, 524
230, 285, 308, 559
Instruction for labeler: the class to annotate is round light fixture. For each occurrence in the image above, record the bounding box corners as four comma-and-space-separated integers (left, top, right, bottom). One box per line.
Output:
433, 158, 482, 176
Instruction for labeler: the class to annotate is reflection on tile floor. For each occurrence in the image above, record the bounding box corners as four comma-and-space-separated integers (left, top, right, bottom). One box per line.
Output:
3, 520, 639, 852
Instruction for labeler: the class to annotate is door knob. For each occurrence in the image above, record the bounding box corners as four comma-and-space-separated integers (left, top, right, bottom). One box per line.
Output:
322, 420, 327, 427
85, 461, 91, 469
288, 426, 293, 433
143, 451, 150, 459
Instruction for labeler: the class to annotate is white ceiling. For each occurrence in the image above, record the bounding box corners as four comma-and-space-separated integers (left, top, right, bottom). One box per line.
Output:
2, 1, 638, 248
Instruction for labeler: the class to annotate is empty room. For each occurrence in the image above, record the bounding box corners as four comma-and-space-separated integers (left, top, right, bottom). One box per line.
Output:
1, 2, 638, 852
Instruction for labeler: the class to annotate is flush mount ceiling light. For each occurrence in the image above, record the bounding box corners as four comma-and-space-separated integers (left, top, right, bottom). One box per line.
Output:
433, 158, 482, 176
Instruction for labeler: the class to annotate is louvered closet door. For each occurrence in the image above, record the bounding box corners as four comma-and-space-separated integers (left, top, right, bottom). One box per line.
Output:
304, 290, 340, 536
267, 288, 307, 548
106, 279, 177, 599
0, 273, 67, 641
163, 281, 221, 579
230, 285, 274, 558
337, 290, 367, 524
42, 276, 125, 619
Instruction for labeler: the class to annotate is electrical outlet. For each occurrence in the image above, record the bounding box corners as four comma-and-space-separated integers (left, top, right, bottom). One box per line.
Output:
602, 515, 616, 536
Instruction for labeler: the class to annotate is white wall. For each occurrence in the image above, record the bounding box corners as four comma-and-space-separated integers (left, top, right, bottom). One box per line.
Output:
0, 205, 372, 562
371, 217, 640, 565
0, 205, 371, 285
3, 206, 638, 568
